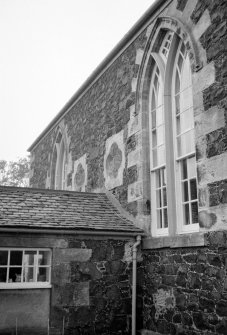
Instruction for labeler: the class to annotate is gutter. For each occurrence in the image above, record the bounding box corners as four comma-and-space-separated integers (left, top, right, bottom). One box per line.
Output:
132, 235, 142, 335
28, 0, 166, 152
0, 227, 144, 238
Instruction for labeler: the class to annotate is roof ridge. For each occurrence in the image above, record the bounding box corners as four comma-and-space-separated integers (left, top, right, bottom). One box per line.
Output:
0, 185, 106, 197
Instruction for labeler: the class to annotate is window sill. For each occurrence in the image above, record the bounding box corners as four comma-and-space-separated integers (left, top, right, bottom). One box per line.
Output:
0, 283, 52, 290
142, 232, 205, 249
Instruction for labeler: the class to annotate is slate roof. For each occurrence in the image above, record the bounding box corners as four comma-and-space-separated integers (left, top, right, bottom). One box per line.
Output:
0, 186, 143, 235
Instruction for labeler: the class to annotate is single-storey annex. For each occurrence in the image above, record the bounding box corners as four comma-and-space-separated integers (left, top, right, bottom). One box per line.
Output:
0, 186, 143, 334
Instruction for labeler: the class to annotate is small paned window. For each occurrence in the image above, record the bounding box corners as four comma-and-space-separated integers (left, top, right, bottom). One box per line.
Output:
160, 32, 173, 60
0, 249, 51, 289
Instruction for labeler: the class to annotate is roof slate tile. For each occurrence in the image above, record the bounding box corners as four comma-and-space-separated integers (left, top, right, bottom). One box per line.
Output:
0, 186, 143, 235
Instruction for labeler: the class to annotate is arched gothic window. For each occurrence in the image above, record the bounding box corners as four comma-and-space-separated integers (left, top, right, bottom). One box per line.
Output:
50, 131, 68, 190
148, 30, 198, 236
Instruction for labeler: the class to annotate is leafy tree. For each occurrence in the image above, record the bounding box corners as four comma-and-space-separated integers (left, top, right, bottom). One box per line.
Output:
0, 157, 30, 187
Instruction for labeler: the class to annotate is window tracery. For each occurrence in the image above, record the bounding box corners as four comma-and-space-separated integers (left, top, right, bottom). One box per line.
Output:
148, 30, 199, 236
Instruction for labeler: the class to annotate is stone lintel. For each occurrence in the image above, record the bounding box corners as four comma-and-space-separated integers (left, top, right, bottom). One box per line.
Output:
142, 233, 206, 249
54, 248, 92, 264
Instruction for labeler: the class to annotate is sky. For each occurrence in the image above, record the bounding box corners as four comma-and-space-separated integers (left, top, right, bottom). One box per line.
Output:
0, 0, 154, 161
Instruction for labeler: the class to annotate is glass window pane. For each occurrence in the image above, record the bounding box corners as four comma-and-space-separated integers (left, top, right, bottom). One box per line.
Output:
152, 148, 157, 167
180, 133, 187, 156
156, 106, 163, 126
191, 202, 198, 224
181, 91, 193, 118
180, 42, 185, 55
10, 251, 22, 266
175, 71, 180, 94
180, 86, 192, 112
175, 95, 180, 115
157, 209, 162, 229
157, 84, 162, 107
177, 137, 181, 157
180, 131, 194, 156
0, 268, 7, 282
181, 55, 191, 91
190, 179, 197, 200
156, 170, 161, 188
157, 145, 165, 166
151, 91, 156, 112
38, 267, 50, 282
23, 267, 36, 282
176, 115, 181, 135
183, 204, 190, 225
164, 208, 168, 228
185, 130, 195, 154
182, 181, 189, 202
24, 251, 37, 266
157, 125, 164, 145
180, 108, 194, 133
39, 251, 51, 266
156, 189, 162, 208
152, 130, 157, 147
162, 168, 167, 186
9, 268, 22, 283
0, 251, 8, 265
154, 74, 158, 91
162, 49, 167, 56
151, 110, 156, 129
182, 159, 187, 180
177, 54, 183, 71
187, 156, 196, 178
163, 187, 167, 206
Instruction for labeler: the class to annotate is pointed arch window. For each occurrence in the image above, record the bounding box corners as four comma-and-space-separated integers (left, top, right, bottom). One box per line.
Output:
149, 62, 168, 236
148, 31, 199, 236
173, 40, 198, 232
51, 131, 68, 190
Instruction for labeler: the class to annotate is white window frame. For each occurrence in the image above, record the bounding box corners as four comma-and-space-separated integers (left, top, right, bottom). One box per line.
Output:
54, 137, 67, 190
149, 54, 169, 237
0, 248, 52, 289
149, 32, 199, 237
172, 40, 199, 234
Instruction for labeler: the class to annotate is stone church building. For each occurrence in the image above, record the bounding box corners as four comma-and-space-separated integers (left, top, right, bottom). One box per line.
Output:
0, 0, 227, 334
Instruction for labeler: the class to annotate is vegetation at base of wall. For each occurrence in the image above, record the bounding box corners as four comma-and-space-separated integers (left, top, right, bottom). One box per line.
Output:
0, 157, 30, 187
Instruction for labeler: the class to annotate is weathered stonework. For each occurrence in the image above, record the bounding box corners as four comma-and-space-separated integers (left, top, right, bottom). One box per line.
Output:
176, 0, 188, 12
72, 154, 87, 191
0, 233, 135, 335
104, 130, 125, 190
139, 231, 227, 335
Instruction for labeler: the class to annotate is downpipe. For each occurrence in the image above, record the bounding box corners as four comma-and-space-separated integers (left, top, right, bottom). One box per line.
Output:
132, 235, 142, 335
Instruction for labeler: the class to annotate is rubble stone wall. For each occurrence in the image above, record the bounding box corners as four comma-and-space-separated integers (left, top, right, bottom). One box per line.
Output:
0, 233, 134, 335
139, 231, 227, 334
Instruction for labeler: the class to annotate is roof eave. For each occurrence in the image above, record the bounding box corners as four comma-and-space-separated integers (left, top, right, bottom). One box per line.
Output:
0, 226, 145, 237
28, 0, 166, 152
